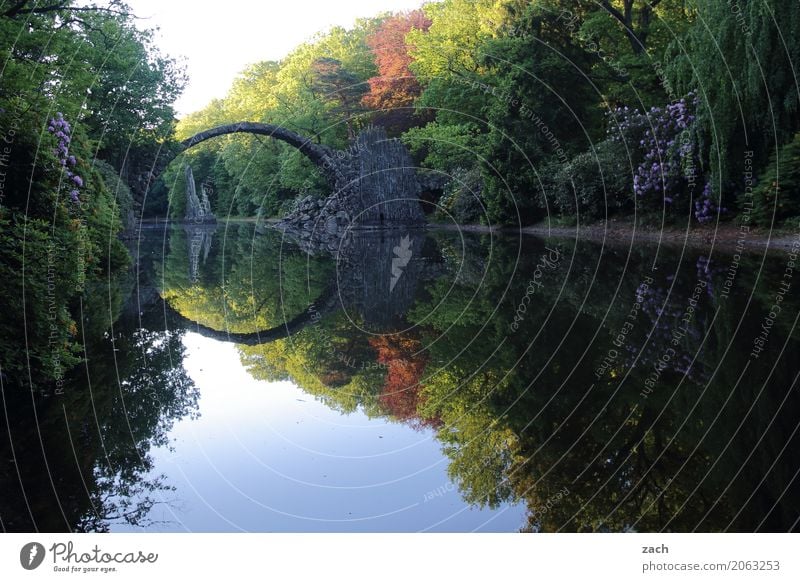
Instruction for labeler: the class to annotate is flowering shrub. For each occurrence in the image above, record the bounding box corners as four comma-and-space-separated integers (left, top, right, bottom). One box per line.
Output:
606, 95, 719, 223
629, 279, 707, 385
694, 181, 724, 224
48, 113, 83, 203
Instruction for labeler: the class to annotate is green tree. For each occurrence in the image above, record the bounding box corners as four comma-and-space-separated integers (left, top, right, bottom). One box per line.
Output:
479, 3, 602, 223
666, 0, 800, 205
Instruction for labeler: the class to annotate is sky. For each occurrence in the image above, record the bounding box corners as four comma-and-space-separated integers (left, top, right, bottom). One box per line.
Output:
123, 0, 426, 117
113, 333, 526, 532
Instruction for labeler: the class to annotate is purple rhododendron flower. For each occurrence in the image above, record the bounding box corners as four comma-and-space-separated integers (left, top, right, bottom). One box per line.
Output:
612, 92, 707, 208
49, 113, 84, 206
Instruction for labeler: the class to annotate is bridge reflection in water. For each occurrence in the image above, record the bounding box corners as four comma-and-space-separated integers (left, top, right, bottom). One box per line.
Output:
2, 222, 798, 532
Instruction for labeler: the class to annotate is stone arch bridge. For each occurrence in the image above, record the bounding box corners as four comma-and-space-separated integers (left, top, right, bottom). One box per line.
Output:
150, 123, 431, 344
172, 122, 426, 231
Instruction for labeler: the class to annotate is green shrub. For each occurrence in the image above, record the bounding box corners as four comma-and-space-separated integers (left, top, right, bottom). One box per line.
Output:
747, 133, 800, 227
95, 159, 134, 228
436, 167, 485, 224
546, 139, 634, 222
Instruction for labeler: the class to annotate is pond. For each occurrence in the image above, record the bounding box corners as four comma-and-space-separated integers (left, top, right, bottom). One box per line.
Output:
1, 222, 798, 532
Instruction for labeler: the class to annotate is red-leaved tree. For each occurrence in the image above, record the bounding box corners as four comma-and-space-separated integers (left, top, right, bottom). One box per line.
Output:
369, 333, 439, 429
362, 10, 431, 133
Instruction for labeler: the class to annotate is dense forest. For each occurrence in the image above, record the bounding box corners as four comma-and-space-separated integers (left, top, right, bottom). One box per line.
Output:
1, 0, 798, 403
166, 0, 800, 230
0, 2, 189, 528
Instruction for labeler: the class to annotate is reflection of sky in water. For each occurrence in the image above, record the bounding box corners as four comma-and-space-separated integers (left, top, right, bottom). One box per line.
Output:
115, 333, 526, 532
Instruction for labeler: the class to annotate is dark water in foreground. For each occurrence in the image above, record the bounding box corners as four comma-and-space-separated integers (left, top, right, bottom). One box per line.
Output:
2, 223, 799, 532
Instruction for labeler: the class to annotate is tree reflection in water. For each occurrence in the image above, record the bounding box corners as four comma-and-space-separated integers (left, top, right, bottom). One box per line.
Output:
0, 233, 198, 531
2, 224, 798, 531
163, 225, 800, 531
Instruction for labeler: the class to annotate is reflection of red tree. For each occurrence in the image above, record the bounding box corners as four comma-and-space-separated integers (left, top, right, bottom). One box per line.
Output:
369, 334, 439, 429
362, 10, 431, 132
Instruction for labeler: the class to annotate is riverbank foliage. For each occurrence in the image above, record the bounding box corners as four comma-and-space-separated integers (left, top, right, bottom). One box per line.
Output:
0, 1, 185, 390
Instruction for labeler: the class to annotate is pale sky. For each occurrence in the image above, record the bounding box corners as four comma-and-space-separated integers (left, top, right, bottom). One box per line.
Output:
124, 0, 426, 116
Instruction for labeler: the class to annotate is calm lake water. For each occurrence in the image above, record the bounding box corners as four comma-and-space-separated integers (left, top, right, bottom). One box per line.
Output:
2, 222, 799, 532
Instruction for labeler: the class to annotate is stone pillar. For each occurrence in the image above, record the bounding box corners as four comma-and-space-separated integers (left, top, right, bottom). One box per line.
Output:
184, 164, 215, 223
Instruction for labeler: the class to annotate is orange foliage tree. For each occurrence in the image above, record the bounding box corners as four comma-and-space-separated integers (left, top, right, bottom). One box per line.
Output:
362, 10, 431, 132
368, 333, 438, 428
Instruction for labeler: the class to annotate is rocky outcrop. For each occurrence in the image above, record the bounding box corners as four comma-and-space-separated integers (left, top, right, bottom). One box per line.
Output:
275, 194, 352, 254
186, 224, 215, 282
184, 164, 215, 223
275, 127, 425, 249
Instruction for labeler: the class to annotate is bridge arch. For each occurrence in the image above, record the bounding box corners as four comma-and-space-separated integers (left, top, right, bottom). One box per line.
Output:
162, 281, 340, 346
179, 122, 337, 179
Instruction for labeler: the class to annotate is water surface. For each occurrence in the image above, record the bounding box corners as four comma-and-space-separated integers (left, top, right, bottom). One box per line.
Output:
2, 223, 798, 532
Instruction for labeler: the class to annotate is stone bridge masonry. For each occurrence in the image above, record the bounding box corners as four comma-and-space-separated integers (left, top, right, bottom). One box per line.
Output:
150, 122, 430, 344
175, 122, 426, 238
